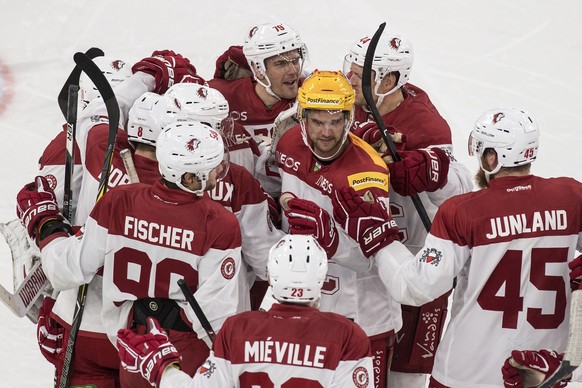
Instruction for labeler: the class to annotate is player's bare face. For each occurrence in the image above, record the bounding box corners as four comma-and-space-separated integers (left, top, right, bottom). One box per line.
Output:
306, 110, 346, 159
265, 50, 302, 100
347, 63, 377, 106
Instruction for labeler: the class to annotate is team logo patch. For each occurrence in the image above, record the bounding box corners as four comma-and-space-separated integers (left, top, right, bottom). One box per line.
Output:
197, 86, 208, 99
389, 37, 401, 50
221, 257, 236, 279
492, 112, 505, 124
420, 247, 442, 267
110, 59, 126, 71
44, 174, 57, 190
186, 138, 201, 153
197, 360, 216, 379
353, 366, 369, 388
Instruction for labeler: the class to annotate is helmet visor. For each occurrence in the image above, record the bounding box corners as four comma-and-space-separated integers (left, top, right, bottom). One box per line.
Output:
467, 132, 484, 157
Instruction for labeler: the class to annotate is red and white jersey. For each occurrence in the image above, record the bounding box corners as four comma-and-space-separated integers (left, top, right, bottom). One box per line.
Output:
353, 83, 473, 250
276, 126, 402, 337
205, 163, 284, 311
224, 121, 261, 177
375, 175, 582, 387
38, 125, 83, 218
48, 71, 160, 336
160, 303, 373, 388
41, 181, 242, 346
208, 77, 295, 140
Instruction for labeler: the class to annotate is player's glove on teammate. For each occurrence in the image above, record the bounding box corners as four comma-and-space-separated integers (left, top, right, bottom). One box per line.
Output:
352, 121, 406, 152
36, 297, 64, 365
132, 50, 203, 94
285, 198, 338, 258
213, 45, 253, 80
16, 176, 71, 242
387, 148, 450, 197
332, 186, 399, 257
118, 317, 181, 387
501, 349, 569, 388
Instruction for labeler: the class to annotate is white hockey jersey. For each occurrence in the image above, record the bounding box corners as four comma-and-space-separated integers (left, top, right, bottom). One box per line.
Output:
375, 174, 582, 387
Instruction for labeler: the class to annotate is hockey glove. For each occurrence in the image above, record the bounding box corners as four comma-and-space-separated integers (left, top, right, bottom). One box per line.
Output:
387, 148, 450, 197
502, 349, 568, 388
332, 186, 399, 258
213, 45, 253, 80
352, 121, 406, 153
132, 50, 202, 94
16, 176, 69, 242
285, 198, 338, 258
36, 297, 64, 366
117, 317, 181, 387
568, 254, 582, 291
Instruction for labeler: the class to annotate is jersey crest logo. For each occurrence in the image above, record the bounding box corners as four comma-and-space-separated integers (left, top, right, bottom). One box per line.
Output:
44, 174, 57, 190
186, 138, 201, 153
197, 359, 216, 378
221, 257, 236, 280
353, 366, 370, 388
420, 247, 442, 267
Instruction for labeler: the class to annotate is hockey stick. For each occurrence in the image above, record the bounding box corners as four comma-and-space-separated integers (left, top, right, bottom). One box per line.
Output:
537, 288, 582, 387
57, 47, 104, 119
59, 52, 120, 388
62, 83, 79, 222
120, 148, 140, 184
177, 279, 216, 344
361, 22, 432, 232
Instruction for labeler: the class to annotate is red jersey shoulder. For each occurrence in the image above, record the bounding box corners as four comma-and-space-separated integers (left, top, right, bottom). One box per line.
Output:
39, 127, 82, 167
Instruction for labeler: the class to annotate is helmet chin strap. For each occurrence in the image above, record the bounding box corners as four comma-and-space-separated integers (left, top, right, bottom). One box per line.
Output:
255, 72, 282, 101
177, 173, 208, 196
373, 81, 400, 109
478, 158, 502, 183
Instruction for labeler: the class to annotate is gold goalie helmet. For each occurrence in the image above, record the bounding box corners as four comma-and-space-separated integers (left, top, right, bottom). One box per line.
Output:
297, 70, 356, 160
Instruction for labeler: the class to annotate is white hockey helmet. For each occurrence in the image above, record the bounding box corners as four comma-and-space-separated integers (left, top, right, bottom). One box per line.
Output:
344, 30, 413, 101
165, 83, 232, 129
267, 234, 328, 305
243, 22, 309, 97
156, 121, 229, 194
127, 92, 185, 147
469, 107, 540, 177
79, 56, 132, 109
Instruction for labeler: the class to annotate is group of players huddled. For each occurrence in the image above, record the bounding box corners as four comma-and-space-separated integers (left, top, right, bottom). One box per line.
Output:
12, 21, 582, 388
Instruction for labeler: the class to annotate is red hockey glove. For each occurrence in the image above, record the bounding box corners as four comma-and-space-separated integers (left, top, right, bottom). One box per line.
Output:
285, 198, 338, 258
387, 148, 450, 197
117, 317, 181, 387
568, 254, 582, 291
132, 50, 200, 94
213, 45, 253, 80
16, 176, 67, 241
332, 186, 399, 257
36, 297, 64, 366
353, 121, 383, 146
502, 349, 568, 388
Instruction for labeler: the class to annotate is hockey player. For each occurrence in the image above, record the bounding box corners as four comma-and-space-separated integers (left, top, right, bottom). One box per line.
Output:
33, 51, 200, 387
116, 234, 374, 388
17, 121, 242, 387
165, 83, 284, 311
209, 22, 309, 199
270, 69, 401, 388
344, 28, 473, 387
331, 108, 582, 387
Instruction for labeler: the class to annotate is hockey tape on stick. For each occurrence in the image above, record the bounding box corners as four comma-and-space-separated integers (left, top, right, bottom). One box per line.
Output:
120, 149, 140, 184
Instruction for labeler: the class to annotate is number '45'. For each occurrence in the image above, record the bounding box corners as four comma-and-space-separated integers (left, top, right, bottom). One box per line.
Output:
477, 248, 568, 329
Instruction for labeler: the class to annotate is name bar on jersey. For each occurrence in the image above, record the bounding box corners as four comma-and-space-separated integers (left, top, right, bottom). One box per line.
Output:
124, 216, 194, 250
245, 337, 327, 368
486, 209, 567, 239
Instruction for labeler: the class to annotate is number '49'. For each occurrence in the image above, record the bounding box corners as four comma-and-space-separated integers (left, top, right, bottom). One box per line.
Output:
477, 248, 568, 329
